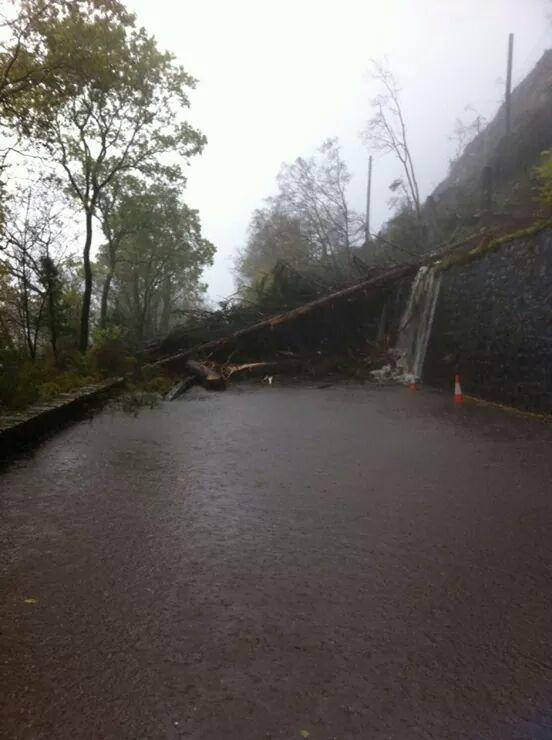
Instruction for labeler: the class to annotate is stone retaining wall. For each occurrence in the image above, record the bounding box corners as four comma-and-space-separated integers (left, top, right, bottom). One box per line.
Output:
0, 378, 124, 459
424, 229, 552, 411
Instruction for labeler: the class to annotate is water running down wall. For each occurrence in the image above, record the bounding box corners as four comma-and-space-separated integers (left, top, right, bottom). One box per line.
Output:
393, 265, 442, 382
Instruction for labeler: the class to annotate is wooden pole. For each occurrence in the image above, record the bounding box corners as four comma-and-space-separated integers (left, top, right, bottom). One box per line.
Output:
365, 154, 372, 243
505, 33, 514, 135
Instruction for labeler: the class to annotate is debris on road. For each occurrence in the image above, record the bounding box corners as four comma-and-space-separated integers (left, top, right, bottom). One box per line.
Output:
149, 264, 417, 375
224, 359, 302, 380
186, 360, 226, 391
165, 377, 196, 401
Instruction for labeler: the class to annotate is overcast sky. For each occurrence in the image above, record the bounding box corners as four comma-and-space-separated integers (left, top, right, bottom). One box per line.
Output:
126, 0, 552, 302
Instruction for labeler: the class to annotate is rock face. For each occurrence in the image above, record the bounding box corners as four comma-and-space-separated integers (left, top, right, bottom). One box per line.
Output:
425, 228, 552, 411
426, 50, 552, 231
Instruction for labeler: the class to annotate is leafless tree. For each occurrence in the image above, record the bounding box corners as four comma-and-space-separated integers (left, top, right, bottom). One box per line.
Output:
363, 61, 422, 221
450, 105, 487, 160
277, 138, 364, 264
0, 181, 70, 358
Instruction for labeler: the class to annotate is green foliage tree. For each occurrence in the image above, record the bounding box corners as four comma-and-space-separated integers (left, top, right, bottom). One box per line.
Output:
100, 182, 215, 344
0, 1, 214, 409
0, 2, 130, 157
95, 174, 140, 329
236, 205, 316, 287
0, 0, 74, 126
15, 0, 205, 351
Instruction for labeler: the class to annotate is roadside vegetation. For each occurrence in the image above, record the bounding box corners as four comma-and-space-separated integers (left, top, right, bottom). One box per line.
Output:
0, 0, 214, 412
2, 3, 552, 413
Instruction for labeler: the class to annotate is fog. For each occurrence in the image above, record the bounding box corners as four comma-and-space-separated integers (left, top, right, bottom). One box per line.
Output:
126, 0, 551, 301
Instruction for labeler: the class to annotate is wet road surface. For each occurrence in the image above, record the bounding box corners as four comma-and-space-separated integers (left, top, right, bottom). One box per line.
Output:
2, 383, 552, 739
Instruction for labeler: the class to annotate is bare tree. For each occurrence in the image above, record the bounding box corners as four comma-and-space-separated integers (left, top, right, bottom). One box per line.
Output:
450, 105, 487, 160
0, 181, 70, 359
277, 138, 364, 265
363, 61, 422, 221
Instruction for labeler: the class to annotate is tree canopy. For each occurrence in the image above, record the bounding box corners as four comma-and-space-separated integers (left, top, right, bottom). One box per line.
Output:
98, 181, 215, 344
0, 0, 214, 380
236, 138, 365, 300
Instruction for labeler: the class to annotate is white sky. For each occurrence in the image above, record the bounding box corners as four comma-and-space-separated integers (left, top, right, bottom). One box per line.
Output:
126, 0, 552, 302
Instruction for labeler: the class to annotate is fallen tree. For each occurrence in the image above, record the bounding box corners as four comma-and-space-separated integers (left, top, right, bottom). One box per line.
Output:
186, 360, 226, 390
224, 359, 302, 379
163, 360, 301, 400
150, 263, 418, 374
165, 377, 196, 401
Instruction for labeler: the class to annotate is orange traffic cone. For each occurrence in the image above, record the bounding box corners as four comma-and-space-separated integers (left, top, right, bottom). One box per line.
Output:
453, 374, 464, 404
404, 373, 417, 390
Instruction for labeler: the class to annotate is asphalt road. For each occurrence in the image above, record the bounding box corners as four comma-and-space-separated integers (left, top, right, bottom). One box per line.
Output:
1, 383, 552, 740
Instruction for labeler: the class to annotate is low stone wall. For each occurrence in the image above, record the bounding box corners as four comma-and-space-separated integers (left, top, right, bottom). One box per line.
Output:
424, 229, 552, 411
0, 378, 124, 458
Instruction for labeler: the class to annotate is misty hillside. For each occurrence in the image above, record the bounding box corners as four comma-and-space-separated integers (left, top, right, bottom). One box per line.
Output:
427, 49, 552, 236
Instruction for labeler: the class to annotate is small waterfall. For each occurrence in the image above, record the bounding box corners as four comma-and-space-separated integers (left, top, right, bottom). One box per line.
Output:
394, 265, 442, 382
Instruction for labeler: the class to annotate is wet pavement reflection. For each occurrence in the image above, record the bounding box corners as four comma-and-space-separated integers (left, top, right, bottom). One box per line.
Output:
1, 384, 552, 739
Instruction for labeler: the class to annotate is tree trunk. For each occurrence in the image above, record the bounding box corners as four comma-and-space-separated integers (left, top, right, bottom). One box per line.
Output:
159, 277, 172, 335
79, 209, 94, 352
0, 311, 14, 349
20, 261, 35, 360
99, 270, 113, 329
186, 360, 226, 390
47, 283, 58, 362
132, 277, 145, 345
